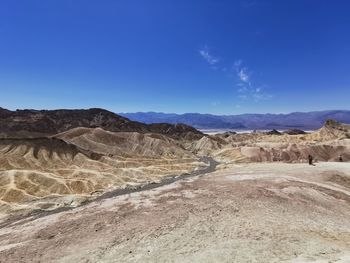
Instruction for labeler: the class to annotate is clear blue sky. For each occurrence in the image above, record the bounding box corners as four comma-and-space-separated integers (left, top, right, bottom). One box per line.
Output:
1, 0, 350, 114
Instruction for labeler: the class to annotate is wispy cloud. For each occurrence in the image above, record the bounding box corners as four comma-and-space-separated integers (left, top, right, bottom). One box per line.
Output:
238, 68, 250, 83
234, 60, 272, 102
199, 46, 219, 65
197, 47, 272, 105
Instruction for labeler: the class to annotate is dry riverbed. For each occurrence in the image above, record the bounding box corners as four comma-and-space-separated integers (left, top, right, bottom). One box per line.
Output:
0, 162, 350, 262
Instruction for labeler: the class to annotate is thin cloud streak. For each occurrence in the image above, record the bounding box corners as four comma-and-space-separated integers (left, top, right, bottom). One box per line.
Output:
234, 60, 272, 102
238, 68, 250, 83
199, 46, 219, 65
198, 48, 272, 104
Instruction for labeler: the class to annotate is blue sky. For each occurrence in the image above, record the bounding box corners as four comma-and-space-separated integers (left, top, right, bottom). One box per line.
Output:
1, 0, 350, 114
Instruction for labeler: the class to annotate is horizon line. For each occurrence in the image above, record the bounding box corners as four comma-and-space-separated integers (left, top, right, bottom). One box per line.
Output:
2, 106, 350, 117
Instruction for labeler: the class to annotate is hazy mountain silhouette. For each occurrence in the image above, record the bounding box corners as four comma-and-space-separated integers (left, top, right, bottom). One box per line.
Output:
120, 110, 350, 130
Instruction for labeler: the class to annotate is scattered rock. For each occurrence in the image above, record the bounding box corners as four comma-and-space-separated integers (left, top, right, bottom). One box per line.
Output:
284, 129, 306, 135
266, 129, 282, 135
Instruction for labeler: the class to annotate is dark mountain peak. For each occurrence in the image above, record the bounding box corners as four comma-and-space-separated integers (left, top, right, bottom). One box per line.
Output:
0, 107, 145, 137
0, 107, 204, 140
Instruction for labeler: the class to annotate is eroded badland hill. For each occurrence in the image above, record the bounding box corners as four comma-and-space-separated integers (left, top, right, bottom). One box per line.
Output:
0, 108, 350, 262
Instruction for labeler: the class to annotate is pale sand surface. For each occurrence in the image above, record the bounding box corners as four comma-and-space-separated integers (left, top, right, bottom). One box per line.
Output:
0, 162, 350, 262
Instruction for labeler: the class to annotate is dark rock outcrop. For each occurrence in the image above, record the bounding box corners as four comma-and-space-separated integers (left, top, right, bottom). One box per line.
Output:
283, 129, 307, 135
0, 108, 204, 140
266, 129, 282, 135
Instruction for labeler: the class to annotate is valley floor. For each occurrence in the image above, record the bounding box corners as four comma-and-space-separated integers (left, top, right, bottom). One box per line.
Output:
1, 162, 350, 262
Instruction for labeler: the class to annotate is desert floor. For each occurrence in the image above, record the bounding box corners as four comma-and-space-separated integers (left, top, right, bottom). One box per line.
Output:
1, 162, 350, 263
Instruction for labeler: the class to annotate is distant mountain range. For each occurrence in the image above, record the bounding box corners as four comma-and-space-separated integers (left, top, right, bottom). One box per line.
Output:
120, 110, 350, 130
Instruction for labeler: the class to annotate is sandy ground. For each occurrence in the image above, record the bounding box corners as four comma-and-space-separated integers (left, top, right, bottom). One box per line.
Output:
0, 162, 350, 262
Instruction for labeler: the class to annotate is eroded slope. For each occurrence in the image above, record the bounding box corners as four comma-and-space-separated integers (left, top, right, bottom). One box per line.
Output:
0, 132, 204, 220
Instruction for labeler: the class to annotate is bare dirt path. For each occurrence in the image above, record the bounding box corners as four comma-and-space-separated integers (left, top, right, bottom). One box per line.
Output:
1, 162, 350, 262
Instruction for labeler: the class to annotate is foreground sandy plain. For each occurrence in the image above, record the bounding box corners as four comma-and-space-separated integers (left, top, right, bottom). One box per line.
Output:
1, 161, 350, 263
